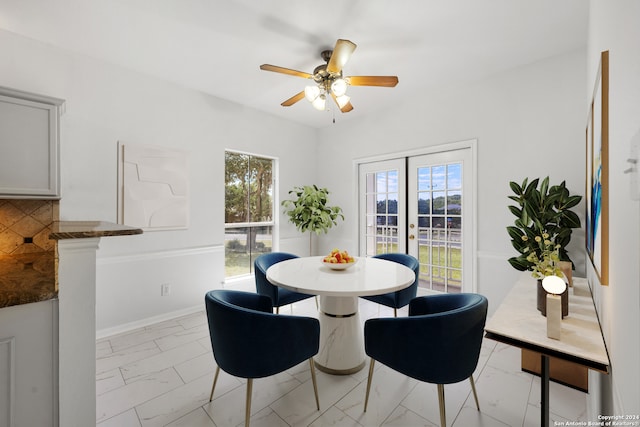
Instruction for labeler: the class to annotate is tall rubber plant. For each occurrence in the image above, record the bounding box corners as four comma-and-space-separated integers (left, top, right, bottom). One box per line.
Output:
507, 177, 582, 272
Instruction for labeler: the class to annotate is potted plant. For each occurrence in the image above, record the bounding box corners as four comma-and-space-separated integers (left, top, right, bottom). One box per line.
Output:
507, 176, 582, 272
506, 177, 582, 316
281, 185, 344, 255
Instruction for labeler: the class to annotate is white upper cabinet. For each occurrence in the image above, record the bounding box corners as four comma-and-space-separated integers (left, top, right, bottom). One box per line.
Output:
0, 86, 64, 199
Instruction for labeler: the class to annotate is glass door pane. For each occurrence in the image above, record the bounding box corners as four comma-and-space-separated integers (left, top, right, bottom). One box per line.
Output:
408, 149, 472, 293
359, 158, 406, 256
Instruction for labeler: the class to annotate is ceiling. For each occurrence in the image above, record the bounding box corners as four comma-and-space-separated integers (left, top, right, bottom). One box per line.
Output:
0, 0, 588, 128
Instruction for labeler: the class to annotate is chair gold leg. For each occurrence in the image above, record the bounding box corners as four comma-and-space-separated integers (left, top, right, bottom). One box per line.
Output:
209, 366, 220, 402
393, 308, 397, 317
309, 358, 320, 410
315, 296, 319, 309
437, 384, 446, 427
363, 358, 376, 412
245, 378, 253, 427
469, 376, 480, 410
275, 306, 280, 314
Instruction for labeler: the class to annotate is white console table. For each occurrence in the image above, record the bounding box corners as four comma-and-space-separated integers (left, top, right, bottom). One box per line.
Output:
484, 273, 609, 427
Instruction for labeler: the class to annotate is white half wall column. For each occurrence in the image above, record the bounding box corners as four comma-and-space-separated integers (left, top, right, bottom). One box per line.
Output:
57, 237, 100, 427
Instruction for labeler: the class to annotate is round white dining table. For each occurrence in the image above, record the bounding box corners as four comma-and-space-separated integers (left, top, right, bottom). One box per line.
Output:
266, 256, 415, 374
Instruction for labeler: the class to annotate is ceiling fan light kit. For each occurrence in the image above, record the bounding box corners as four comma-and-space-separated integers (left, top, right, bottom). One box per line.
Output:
335, 94, 350, 109
304, 85, 320, 102
260, 39, 398, 115
331, 78, 347, 97
311, 94, 326, 111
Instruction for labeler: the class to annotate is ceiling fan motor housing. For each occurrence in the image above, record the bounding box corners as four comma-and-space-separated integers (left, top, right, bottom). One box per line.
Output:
313, 49, 342, 89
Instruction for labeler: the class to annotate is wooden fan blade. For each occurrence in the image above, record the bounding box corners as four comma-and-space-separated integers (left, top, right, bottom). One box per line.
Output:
260, 64, 312, 79
330, 92, 354, 113
326, 39, 357, 74
347, 76, 399, 87
281, 91, 305, 107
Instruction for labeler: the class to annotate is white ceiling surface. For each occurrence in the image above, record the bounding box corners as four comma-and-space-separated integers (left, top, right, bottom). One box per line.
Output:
0, 0, 588, 128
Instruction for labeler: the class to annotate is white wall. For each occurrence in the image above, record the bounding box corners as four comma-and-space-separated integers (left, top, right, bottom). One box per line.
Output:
3, 10, 637, 415
0, 29, 318, 333
316, 50, 588, 314
586, 0, 640, 416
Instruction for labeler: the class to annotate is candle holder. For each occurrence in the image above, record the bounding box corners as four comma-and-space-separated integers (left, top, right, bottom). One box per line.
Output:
542, 276, 567, 340
537, 278, 569, 317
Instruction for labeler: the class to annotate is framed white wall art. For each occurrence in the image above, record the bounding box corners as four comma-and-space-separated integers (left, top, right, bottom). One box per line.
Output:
118, 142, 189, 230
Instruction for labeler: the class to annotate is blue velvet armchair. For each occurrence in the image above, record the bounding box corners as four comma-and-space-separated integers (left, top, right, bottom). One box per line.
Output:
205, 290, 320, 427
363, 293, 488, 427
254, 252, 316, 313
361, 253, 420, 316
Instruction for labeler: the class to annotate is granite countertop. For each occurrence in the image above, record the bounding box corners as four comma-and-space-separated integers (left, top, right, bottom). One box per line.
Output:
0, 252, 56, 307
1, 221, 142, 308
50, 221, 143, 240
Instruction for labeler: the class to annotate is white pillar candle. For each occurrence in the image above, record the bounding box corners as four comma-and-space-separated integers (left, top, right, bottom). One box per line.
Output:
546, 294, 562, 340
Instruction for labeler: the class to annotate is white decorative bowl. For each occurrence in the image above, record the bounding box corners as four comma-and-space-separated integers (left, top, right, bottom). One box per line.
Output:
322, 257, 358, 270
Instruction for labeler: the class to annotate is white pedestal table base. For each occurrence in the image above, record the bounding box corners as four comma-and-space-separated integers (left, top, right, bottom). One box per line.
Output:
315, 295, 366, 375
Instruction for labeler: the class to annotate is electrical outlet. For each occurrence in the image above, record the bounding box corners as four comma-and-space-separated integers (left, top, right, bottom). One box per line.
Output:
161, 283, 171, 296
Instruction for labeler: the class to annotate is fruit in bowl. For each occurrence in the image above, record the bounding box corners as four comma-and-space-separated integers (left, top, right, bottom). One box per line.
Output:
322, 249, 357, 270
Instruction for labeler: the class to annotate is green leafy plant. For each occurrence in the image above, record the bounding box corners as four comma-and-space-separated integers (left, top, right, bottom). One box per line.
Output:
507, 177, 582, 275
282, 185, 344, 254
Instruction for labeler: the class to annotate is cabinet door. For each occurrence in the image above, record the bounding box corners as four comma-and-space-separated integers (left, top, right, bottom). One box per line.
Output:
0, 300, 57, 427
0, 87, 63, 199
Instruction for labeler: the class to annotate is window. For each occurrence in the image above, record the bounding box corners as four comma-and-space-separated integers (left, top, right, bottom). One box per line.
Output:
225, 151, 274, 278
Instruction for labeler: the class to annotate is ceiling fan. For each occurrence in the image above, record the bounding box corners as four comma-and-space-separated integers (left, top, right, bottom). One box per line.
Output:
260, 39, 398, 113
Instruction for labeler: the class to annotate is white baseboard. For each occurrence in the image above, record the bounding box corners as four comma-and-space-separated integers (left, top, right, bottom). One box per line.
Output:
96, 304, 204, 340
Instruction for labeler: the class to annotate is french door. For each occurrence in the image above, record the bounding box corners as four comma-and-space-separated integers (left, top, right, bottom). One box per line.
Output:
360, 159, 407, 255
359, 146, 474, 293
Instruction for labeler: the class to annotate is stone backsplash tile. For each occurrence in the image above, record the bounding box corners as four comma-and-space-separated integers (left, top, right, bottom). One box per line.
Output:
0, 228, 23, 254
0, 200, 59, 255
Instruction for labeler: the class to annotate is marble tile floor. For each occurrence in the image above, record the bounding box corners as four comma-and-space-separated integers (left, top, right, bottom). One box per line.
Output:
96, 297, 589, 427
